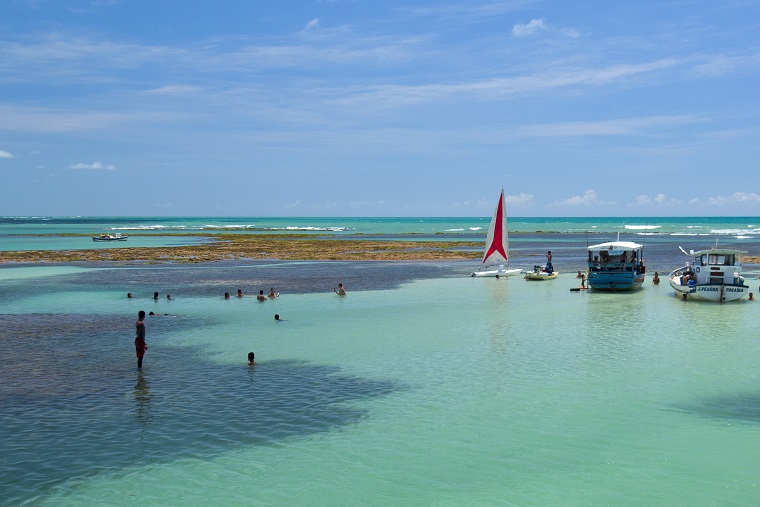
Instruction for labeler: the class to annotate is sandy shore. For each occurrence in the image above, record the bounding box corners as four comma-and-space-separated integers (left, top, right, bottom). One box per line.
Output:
0, 234, 482, 264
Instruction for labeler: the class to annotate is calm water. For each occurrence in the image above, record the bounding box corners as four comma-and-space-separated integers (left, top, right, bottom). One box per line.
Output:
1, 256, 760, 505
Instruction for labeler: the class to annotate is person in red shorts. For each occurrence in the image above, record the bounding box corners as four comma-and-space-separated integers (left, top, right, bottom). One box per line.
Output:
135, 310, 148, 369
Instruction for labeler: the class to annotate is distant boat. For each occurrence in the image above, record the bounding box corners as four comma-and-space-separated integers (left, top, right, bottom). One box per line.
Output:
92, 233, 128, 242
471, 189, 522, 278
587, 241, 645, 291
524, 265, 559, 281
668, 247, 748, 302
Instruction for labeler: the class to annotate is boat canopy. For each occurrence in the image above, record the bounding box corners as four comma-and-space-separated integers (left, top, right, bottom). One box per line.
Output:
588, 241, 642, 252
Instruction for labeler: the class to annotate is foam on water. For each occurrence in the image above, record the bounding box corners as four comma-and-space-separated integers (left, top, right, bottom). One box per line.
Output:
2, 262, 760, 505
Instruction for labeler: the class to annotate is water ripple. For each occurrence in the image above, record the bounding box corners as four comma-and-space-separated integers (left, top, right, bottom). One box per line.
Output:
0, 313, 398, 506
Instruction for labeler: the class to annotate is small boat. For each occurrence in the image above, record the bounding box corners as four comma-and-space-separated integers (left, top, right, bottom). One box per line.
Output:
524, 265, 558, 281
92, 233, 128, 242
470, 189, 522, 278
587, 241, 645, 291
668, 247, 749, 302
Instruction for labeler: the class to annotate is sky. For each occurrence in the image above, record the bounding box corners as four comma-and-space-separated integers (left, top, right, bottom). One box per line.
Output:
1, 0, 759, 217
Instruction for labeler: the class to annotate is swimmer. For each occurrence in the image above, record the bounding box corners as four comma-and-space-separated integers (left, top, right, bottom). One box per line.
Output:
153, 292, 159, 300
749, 293, 755, 301
334, 283, 346, 296
236, 289, 244, 298
652, 272, 660, 285
275, 314, 284, 321
268, 287, 279, 299
224, 292, 230, 299
257, 290, 267, 302
247, 352, 256, 365
166, 293, 172, 300
682, 293, 687, 301
127, 292, 133, 299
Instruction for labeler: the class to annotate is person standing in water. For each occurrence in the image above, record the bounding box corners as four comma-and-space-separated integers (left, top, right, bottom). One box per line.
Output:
334, 283, 346, 296
135, 310, 148, 369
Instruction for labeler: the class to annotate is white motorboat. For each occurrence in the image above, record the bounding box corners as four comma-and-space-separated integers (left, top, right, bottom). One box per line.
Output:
668, 247, 749, 302
92, 233, 128, 242
471, 189, 522, 278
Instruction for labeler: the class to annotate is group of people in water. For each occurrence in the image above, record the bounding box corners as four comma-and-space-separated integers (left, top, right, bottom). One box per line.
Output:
131, 282, 347, 369
225, 287, 280, 301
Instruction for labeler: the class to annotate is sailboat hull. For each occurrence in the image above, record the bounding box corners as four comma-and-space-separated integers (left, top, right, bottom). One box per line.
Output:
471, 267, 523, 277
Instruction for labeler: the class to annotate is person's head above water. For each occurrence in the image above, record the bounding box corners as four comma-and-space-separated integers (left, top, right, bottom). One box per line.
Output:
275, 314, 280, 320
247, 352, 255, 364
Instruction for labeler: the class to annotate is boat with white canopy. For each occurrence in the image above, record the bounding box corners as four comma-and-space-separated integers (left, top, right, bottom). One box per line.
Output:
586, 240, 645, 291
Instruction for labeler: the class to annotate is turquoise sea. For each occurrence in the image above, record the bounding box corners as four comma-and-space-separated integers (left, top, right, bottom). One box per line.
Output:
1, 217, 760, 505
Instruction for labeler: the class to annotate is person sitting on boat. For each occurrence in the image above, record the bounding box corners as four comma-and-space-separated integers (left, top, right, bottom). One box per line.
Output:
620, 251, 627, 264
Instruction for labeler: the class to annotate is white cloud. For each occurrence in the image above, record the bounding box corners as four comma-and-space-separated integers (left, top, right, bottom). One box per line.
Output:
512, 19, 547, 37
0, 150, 14, 158
144, 85, 203, 95
707, 192, 760, 205
631, 193, 680, 206
550, 189, 614, 207
505, 193, 533, 206
304, 18, 320, 31
69, 161, 116, 170
512, 18, 579, 39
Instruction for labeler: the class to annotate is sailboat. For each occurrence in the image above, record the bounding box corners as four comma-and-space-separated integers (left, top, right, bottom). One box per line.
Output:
470, 189, 522, 277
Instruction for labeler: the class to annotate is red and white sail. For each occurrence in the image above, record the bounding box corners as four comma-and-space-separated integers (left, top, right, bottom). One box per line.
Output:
482, 189, 509, 265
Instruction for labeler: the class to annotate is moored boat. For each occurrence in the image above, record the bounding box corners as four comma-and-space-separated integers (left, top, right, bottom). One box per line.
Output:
471, 189, 522, 277
92, 233, 128, 242
587, 241, 645, 291
668, 247, 748, 302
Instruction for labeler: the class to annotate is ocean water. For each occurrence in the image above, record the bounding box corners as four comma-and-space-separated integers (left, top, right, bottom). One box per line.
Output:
2, 257, 760, 505
2, 215, 760, 236
2, 215, 759, 253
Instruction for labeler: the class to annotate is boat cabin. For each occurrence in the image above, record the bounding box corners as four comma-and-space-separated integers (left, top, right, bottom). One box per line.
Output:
681, 249, 744, 286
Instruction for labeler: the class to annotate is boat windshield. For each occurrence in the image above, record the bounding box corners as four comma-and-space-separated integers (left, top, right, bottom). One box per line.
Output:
700, 254, 735, 266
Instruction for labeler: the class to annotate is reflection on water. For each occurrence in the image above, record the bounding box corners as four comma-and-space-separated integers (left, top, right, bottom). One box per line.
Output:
134, 371, 153, 432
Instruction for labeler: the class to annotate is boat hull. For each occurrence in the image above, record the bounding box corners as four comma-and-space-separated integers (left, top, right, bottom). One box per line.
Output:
471, 267, 522, 278
587, 273, 644, 291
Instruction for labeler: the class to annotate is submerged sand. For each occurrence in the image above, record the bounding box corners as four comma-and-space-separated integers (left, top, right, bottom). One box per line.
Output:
0, 234, 482, 264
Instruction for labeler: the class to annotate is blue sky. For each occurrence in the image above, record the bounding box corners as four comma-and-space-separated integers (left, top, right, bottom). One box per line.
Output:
1, 0, 759, 217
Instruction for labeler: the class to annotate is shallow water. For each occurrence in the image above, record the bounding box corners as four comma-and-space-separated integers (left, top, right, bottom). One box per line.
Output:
1, 260, 759, 505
